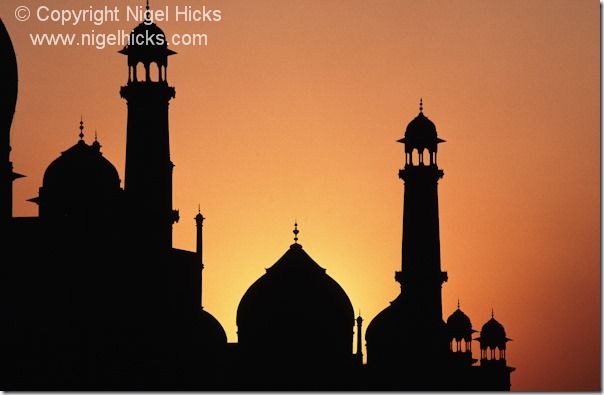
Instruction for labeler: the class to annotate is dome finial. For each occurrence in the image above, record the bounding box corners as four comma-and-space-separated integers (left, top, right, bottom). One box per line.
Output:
419, 97, 423, 113
79, 116, 84, 140
491, 308, 494, 319
457, 299, 460, 310
293, 221, 299, 244
146, 0, 150, 11
198, 204, 201, 214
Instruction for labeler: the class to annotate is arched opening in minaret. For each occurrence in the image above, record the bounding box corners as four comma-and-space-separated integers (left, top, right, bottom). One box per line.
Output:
136, 62, 145, 82
411, 149, 419, 166
150, 62, 161, 82
421, 148, 431, 165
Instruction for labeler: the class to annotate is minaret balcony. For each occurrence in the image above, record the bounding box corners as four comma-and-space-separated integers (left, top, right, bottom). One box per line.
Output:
398, 166, 444, 182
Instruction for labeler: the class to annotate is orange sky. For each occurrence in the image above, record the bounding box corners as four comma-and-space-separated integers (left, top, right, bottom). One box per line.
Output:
1, 0, 600, 390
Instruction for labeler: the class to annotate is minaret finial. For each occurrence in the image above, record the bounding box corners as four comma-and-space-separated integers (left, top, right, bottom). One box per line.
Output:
94, 130, 98, 142
79, 116, 84, 140
419, 97, 423, 113
198, 204, 201, 214
293, 221, 299, 244
146, 0, 150, 11
491, 308, 494, 319
457, 299, 460, 310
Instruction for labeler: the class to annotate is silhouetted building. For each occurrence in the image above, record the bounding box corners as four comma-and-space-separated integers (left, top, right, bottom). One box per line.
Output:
1, 5, 514, 389
2, 9, 226, 389
365, 99, 514, 390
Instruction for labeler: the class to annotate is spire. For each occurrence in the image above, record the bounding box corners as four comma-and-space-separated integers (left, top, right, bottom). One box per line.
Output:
144, 0, 151, 22
419, 97, 423, 113
293, 221, 299, 244
78, 117, 84, 140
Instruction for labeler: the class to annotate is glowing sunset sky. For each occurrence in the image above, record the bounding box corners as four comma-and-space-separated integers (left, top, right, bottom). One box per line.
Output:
1, 0, 599, 390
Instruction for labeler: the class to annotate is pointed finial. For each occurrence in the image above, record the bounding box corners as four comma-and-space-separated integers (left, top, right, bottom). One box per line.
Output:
491, 308, 494, 319
146, 0, 150, 11
457, 299, 460, 310
293, 221, 299, 244
79, 116, 84, 140
94, 130, 98, 142
195, 204, 205, 223
419, 98, 423, 113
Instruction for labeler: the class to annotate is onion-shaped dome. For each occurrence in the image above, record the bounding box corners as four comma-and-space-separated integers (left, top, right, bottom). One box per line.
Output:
477, 312, 509, 350
397, 99, 445, 153
37, 125, 121, 218
446, 303, 474, 342
237, 233, 354, 364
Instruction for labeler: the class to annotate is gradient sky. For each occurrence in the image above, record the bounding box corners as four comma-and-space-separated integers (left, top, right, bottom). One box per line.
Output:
1, 0, 600, 390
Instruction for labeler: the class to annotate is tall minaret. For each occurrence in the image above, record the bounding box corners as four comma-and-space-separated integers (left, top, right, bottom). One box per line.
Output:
195, 207, 205, 308
0, 19, 23, 223
395, 99, 447, 323
119, 2, 179, 250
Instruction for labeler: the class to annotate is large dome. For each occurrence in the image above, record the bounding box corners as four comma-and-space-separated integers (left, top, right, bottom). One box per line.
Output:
236, 239, 355, 376
0, 18, 17, 138
237, 243, 354, 333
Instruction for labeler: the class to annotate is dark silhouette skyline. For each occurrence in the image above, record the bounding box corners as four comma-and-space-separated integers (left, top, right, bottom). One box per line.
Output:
1, 8, 515, 389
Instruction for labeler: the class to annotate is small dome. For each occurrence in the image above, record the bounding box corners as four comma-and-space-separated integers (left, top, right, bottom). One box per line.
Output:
43, 139, 120, 190
477, 314, 508, 350
397, 100, 445, 152
130, 22, 168, 48
366, 294, 449, 364
365, 295, 406, 344
446, 306, 473, 342
120, 21, 176, 64
194, 309, 227, 346
405, 112, 437, 142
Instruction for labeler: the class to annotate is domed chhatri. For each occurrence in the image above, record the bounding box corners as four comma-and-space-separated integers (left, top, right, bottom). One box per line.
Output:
397, 98, 445, 166
446, 301, 475, 353
36, 120, 121, 218
237, 224, 355, 380
476, 310, 510, 361
118, 1, 176, 84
